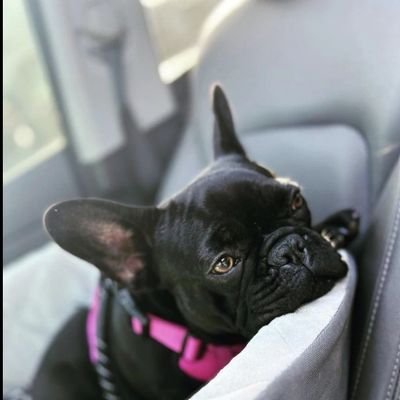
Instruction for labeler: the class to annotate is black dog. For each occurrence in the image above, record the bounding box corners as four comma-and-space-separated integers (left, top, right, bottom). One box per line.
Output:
31, 85, 358, 399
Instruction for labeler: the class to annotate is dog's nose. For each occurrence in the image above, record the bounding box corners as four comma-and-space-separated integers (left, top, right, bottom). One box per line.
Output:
268, 233, 307, 267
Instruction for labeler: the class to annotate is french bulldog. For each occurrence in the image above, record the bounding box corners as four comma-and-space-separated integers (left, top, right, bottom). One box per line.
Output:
31, 85, 359, 400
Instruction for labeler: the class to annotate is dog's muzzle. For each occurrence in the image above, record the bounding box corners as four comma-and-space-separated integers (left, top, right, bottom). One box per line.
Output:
262, 228, 347, 280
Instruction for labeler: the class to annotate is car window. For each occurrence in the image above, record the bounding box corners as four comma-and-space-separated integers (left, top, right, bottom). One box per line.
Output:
140, 0, 221, 83
3, 0, 66, 184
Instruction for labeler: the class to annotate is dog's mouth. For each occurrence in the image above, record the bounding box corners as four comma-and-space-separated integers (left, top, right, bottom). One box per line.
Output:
241, 227, 347, 337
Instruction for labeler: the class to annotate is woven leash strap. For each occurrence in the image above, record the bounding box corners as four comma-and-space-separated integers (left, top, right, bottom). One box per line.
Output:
94, 279, 121, 400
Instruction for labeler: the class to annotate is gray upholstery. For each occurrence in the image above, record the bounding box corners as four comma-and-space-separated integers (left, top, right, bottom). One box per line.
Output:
161, 0, 400, 204
3, 244, 99, 392
195, 0, 400, 200
349, 158, 400, 400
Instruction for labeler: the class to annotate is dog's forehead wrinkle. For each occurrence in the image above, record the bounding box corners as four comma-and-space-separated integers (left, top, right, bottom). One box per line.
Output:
163, 180, 291, 250
158, 203, 211, 260
186, 177, 279, 211
170, 162, 274, 202
201, 180, 287, 216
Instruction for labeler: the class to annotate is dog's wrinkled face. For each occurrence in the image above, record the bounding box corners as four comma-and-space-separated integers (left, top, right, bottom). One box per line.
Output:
44, 85, 347, 340
155, 160, 346, 338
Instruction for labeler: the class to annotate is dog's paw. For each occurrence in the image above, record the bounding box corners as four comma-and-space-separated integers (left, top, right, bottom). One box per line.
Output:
317, 209, 360, 249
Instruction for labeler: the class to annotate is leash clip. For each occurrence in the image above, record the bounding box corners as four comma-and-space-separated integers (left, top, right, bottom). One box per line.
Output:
102, 278, 149, 336
112, 283, 149, 336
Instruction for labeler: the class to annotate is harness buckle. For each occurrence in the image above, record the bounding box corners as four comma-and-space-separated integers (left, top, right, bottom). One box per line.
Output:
180, 333, 205, 361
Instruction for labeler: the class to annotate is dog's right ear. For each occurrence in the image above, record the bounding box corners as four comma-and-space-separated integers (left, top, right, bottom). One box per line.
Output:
212, 84, 247, 159
44, 199, 161, 290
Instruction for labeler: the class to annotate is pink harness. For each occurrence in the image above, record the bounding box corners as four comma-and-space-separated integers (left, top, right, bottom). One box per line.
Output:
87, 287, 245, 382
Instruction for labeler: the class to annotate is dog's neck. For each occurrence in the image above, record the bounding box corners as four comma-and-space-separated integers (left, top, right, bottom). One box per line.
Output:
108, 293, 200, 398
133, 289, 186, 326
131, 289, 245, 345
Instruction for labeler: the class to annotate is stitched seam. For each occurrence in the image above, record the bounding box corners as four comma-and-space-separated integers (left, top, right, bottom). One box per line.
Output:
386, 339, 400, 400
350, 180, 400, 400
394, 367, 400, 400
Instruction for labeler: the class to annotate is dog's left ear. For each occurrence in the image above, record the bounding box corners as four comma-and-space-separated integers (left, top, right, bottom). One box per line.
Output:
44, 199, 161, 289
212, 84, 247, 159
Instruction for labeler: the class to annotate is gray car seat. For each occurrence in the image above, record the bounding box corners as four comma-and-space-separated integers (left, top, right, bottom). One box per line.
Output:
159, 0, 400, 398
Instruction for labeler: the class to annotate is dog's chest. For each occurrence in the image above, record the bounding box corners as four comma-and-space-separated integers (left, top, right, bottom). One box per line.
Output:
106, 298, 202, 399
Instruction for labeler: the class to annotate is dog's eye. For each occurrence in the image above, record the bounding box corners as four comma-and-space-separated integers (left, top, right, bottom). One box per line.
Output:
212, 255, 238, 274
291, 192, 304, 211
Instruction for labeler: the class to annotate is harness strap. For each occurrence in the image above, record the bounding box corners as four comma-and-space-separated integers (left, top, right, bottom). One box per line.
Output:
131, 314, 200, 357
87, 283, 245, 383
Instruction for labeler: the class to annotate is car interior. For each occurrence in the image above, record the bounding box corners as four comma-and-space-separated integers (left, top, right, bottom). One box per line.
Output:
3, 0, 400, 399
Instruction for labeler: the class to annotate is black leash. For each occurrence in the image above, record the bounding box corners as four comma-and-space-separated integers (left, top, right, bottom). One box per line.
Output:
93, 277, 149, 400
93, 277, 121, 400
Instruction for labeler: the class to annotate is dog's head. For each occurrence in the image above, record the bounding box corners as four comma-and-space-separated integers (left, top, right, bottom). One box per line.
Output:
45, 85, 347, 339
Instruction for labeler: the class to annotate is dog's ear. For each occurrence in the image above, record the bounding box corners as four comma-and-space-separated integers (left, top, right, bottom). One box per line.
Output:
44, 199, 161, 289
212, 84, 246, 159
